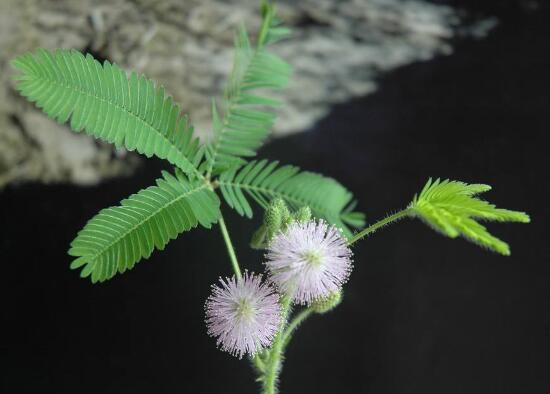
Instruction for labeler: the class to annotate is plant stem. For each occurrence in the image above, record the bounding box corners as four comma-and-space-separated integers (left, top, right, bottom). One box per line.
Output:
348, 208, 411, 246
218, 214, 242, 279
281, 307, 314, 349
261, 296, 292, 394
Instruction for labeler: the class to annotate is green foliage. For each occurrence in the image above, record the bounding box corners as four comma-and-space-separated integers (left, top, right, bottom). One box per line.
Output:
68, 171, 220, 282
12, 49, 203, 177
205, 2, 291, 175
17, 1, 528, 287
408, 178, 530, 255
11, 2, 366, 282
218, 160, 365, 237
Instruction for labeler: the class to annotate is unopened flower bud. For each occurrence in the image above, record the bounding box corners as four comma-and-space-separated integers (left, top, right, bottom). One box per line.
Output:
311, 291, 343, 314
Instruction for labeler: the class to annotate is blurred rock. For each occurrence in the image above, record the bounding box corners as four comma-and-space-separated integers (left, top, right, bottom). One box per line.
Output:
0, 0, 495, 187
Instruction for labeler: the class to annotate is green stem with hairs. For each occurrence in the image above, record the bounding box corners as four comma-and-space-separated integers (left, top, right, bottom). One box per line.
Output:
348, 208, 411, 246
260, 296, 292, 394
281, 307, 314, 349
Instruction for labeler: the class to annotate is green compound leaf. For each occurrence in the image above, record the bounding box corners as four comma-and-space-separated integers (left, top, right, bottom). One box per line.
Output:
12, 49, 203, 177
205, 2, 291, 175
408, 178, 530, 255
217, 159, 365, 238
69, 171, 220, 283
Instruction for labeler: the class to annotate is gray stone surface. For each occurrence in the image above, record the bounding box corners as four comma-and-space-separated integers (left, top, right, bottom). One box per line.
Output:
0, 0, 495, 187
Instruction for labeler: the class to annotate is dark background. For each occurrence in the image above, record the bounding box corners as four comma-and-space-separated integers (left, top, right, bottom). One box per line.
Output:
1, 0, 549, 393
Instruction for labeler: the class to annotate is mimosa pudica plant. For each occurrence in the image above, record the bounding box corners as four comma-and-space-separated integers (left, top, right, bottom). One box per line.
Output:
11, 2, 530, 393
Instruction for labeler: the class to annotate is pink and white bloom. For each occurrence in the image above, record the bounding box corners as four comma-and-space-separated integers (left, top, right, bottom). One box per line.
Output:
265, 220, 353, 305
205, 272, 281, 358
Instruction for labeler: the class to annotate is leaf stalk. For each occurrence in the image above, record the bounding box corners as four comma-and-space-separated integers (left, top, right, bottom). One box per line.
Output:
348, 208, 411, 246
218, 214, 242, 279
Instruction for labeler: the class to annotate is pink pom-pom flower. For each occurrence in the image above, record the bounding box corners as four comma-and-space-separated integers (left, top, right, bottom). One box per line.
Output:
205, 272, 281, 358
265, 220, 353, 305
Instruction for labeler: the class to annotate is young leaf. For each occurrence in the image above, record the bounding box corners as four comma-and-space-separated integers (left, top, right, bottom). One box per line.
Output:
408, 178, 530, 255
217, 159, 365, 237
69, 171, 221, 283
12, 49, 202, 177
205, 2, 291, 175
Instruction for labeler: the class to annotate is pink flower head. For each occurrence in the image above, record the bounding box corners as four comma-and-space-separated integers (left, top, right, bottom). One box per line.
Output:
265, 220, 353, 305
205, 272, 281, 358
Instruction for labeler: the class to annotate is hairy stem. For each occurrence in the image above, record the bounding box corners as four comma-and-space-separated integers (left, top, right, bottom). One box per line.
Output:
261, 296, 292, 394
348, 208, 411, 246
281, 307, 314, 349
218, 214, 242, 279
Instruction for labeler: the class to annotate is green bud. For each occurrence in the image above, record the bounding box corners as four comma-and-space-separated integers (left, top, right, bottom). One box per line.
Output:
311, 291, 342, 314
293, 206, 312, 223
249, 199, 316, 249
249, 198, 292, 249
265, 198, 291, 242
